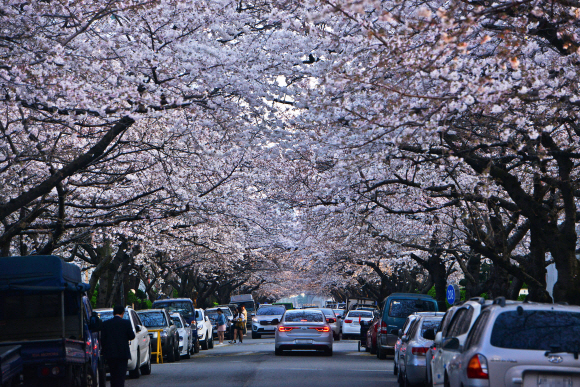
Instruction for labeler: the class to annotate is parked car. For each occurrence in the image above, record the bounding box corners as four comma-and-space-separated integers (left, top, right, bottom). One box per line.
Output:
393, 313, 425, 373
274, 309, 333, 356
206, 307, 233, 339
137, 309, 180, 362
376, 293, 438, 359
366, 317, 380, 354
96, 307, 152, 378
430, 298, 491, 387
342, 310, 374, 340
195, 309, 214, 350
445, 299, 580, 387
314, 308, 341, 341
252, 304, 286, 339
151, 298, 199, 353
398, 314, 444, 387
425, 305, 461, 386
170, 313, 194, 359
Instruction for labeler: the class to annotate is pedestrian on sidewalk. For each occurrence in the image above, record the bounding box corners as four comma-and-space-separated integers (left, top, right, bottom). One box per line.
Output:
216, 308, 227, 345
101, 305, 135, 387
240, 305, 248, 335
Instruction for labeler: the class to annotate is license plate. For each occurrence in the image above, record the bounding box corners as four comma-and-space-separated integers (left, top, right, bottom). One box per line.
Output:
295, 340, 312, 345
538, 376, 572, 387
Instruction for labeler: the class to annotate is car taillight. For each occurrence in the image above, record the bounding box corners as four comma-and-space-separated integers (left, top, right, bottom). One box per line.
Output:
311, 326, 331, 332
411, 346, 429, 355
380, 321, 388, 334
344, 319, 352, 323
326, 318, 336, 323
467, 354, 489, 379
278, 326, 294, 332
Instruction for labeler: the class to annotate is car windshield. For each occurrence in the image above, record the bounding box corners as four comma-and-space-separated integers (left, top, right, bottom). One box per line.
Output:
490, 310, 580, 352
206, 313, 218, 323
347, 311, 373, 318
421, 319, 442, 338
138, 311, 167, 327
333, 309, 345, 317
97, 311, 129, 322
257, 306, 285, 316
152, 301, 194, 319
195, 310, 205, 322
317, 309, 336, 317
389, 299, 436, 318
171, 316, 183, 328
284, 311, 324, 322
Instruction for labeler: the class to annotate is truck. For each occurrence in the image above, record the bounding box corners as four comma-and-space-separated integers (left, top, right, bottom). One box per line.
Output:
0, 255, 104, 387
229, 294, 256, 326
346, 297, 377, 311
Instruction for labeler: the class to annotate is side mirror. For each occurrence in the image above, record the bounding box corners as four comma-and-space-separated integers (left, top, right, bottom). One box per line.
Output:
443, 337, 461, 351
434, 331, 443, 345
423, 328, 435, 341
398, 329, 403, 339
271, 318, 280, 325
135, 325, 142, 333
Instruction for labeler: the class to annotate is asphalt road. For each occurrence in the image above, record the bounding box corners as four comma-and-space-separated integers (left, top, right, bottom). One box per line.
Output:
124, 335, 399, 387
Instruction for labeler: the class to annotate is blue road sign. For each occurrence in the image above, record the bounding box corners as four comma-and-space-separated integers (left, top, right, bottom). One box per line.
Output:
446, 284, 459, 305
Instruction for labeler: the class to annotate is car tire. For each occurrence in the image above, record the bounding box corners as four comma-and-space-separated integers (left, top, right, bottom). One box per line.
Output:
377, 345, 387, 359
394, 361, 398, 375
201, 336, 208, 350
194, 339, 200, 353
140, 348, 152, 375
275, 347, 283, 356
167, 340, 175, 363
370, 344, 376, 354
397, 369, 404, 386
129, 350, 141, 379
342, 334, 349, 340
174, 339, 181, 361
252, 331, 261, 339
208, 334, 214, 349
334, 333, 340, 342
325, 348, 333, 357
184, 341, 191, 359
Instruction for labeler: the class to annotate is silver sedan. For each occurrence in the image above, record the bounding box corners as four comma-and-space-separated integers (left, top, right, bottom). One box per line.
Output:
275, 309, 333, 356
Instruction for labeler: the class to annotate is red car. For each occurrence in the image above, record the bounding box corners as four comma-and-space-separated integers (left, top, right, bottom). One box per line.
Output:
365, 318, 379, 354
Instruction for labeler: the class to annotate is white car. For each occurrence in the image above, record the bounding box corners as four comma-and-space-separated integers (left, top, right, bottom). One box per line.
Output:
96, 307, 152, 378
195, 309, 214, 350
341, 310, 374, 340
430, 298, 492, 387
170, 313, 194, 358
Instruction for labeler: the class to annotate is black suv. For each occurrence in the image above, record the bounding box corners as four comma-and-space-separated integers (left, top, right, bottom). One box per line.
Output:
137, 309, 180, 362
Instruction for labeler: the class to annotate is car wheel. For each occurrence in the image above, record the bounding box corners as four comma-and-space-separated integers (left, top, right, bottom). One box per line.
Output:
275, 347, 283, 356
325, 348, 333, 356
208, 334, 214, 349
129, 350, 141, 379
166, 340, 175, 363
370, 344, 376, 354
393, 361, 398, 375
201, 336, 208, 350
398, 369, 404, 386
140, 348, 152, 375
194, 339, 200, 353
184, 340, 191, 359
334, 333, 340, 342
252, 331, 261, 339
174, 339, 181, 361
377, 345, 387, 359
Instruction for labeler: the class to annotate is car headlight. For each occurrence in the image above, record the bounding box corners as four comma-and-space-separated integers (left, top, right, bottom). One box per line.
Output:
161, 331, 167, 338
252, 317, 258, 322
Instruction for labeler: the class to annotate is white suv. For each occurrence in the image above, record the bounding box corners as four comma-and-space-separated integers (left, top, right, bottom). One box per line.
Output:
195, 308, 214, 350
430, 298, 492, 386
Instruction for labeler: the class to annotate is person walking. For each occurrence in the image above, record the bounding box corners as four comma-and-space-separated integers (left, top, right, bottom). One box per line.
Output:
101, 305, 135, 387
240, 305, 248, 335
216, 308, 227, 345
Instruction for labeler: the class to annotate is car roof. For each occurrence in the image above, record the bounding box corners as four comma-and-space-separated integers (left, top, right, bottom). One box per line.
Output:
137, 309, 166, 313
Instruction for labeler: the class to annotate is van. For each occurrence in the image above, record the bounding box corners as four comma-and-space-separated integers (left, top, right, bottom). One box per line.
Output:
376, 293, 438, 359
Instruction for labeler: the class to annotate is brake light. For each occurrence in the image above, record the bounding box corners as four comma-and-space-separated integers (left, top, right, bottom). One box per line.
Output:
326, 318, 336, 323
344, 319, 352, 323
311, 326, 331, 332
380, 321, 388, 334
411, 346, 429, 355
278, 326, 294, 332
467, 354, 489, 379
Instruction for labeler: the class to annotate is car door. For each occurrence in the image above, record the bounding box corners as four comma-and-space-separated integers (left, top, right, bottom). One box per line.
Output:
132, 310, 149, 363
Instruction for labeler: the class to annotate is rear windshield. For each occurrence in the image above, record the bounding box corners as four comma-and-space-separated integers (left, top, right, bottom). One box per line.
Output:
491, 310, 580, 352
138, 311, 167, 327
152, 301, 194, 318
257, 306, 285, 316
284, 311, 324, 322
334, 309, 345, 317
389, 299, 436, 318
421, 319, 442, 338
347, 311, 373, 318
98, 311, 129, 322
171, 316, 183, 328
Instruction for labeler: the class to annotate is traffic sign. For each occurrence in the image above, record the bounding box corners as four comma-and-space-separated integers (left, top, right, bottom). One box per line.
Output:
446, 284, 460, 305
